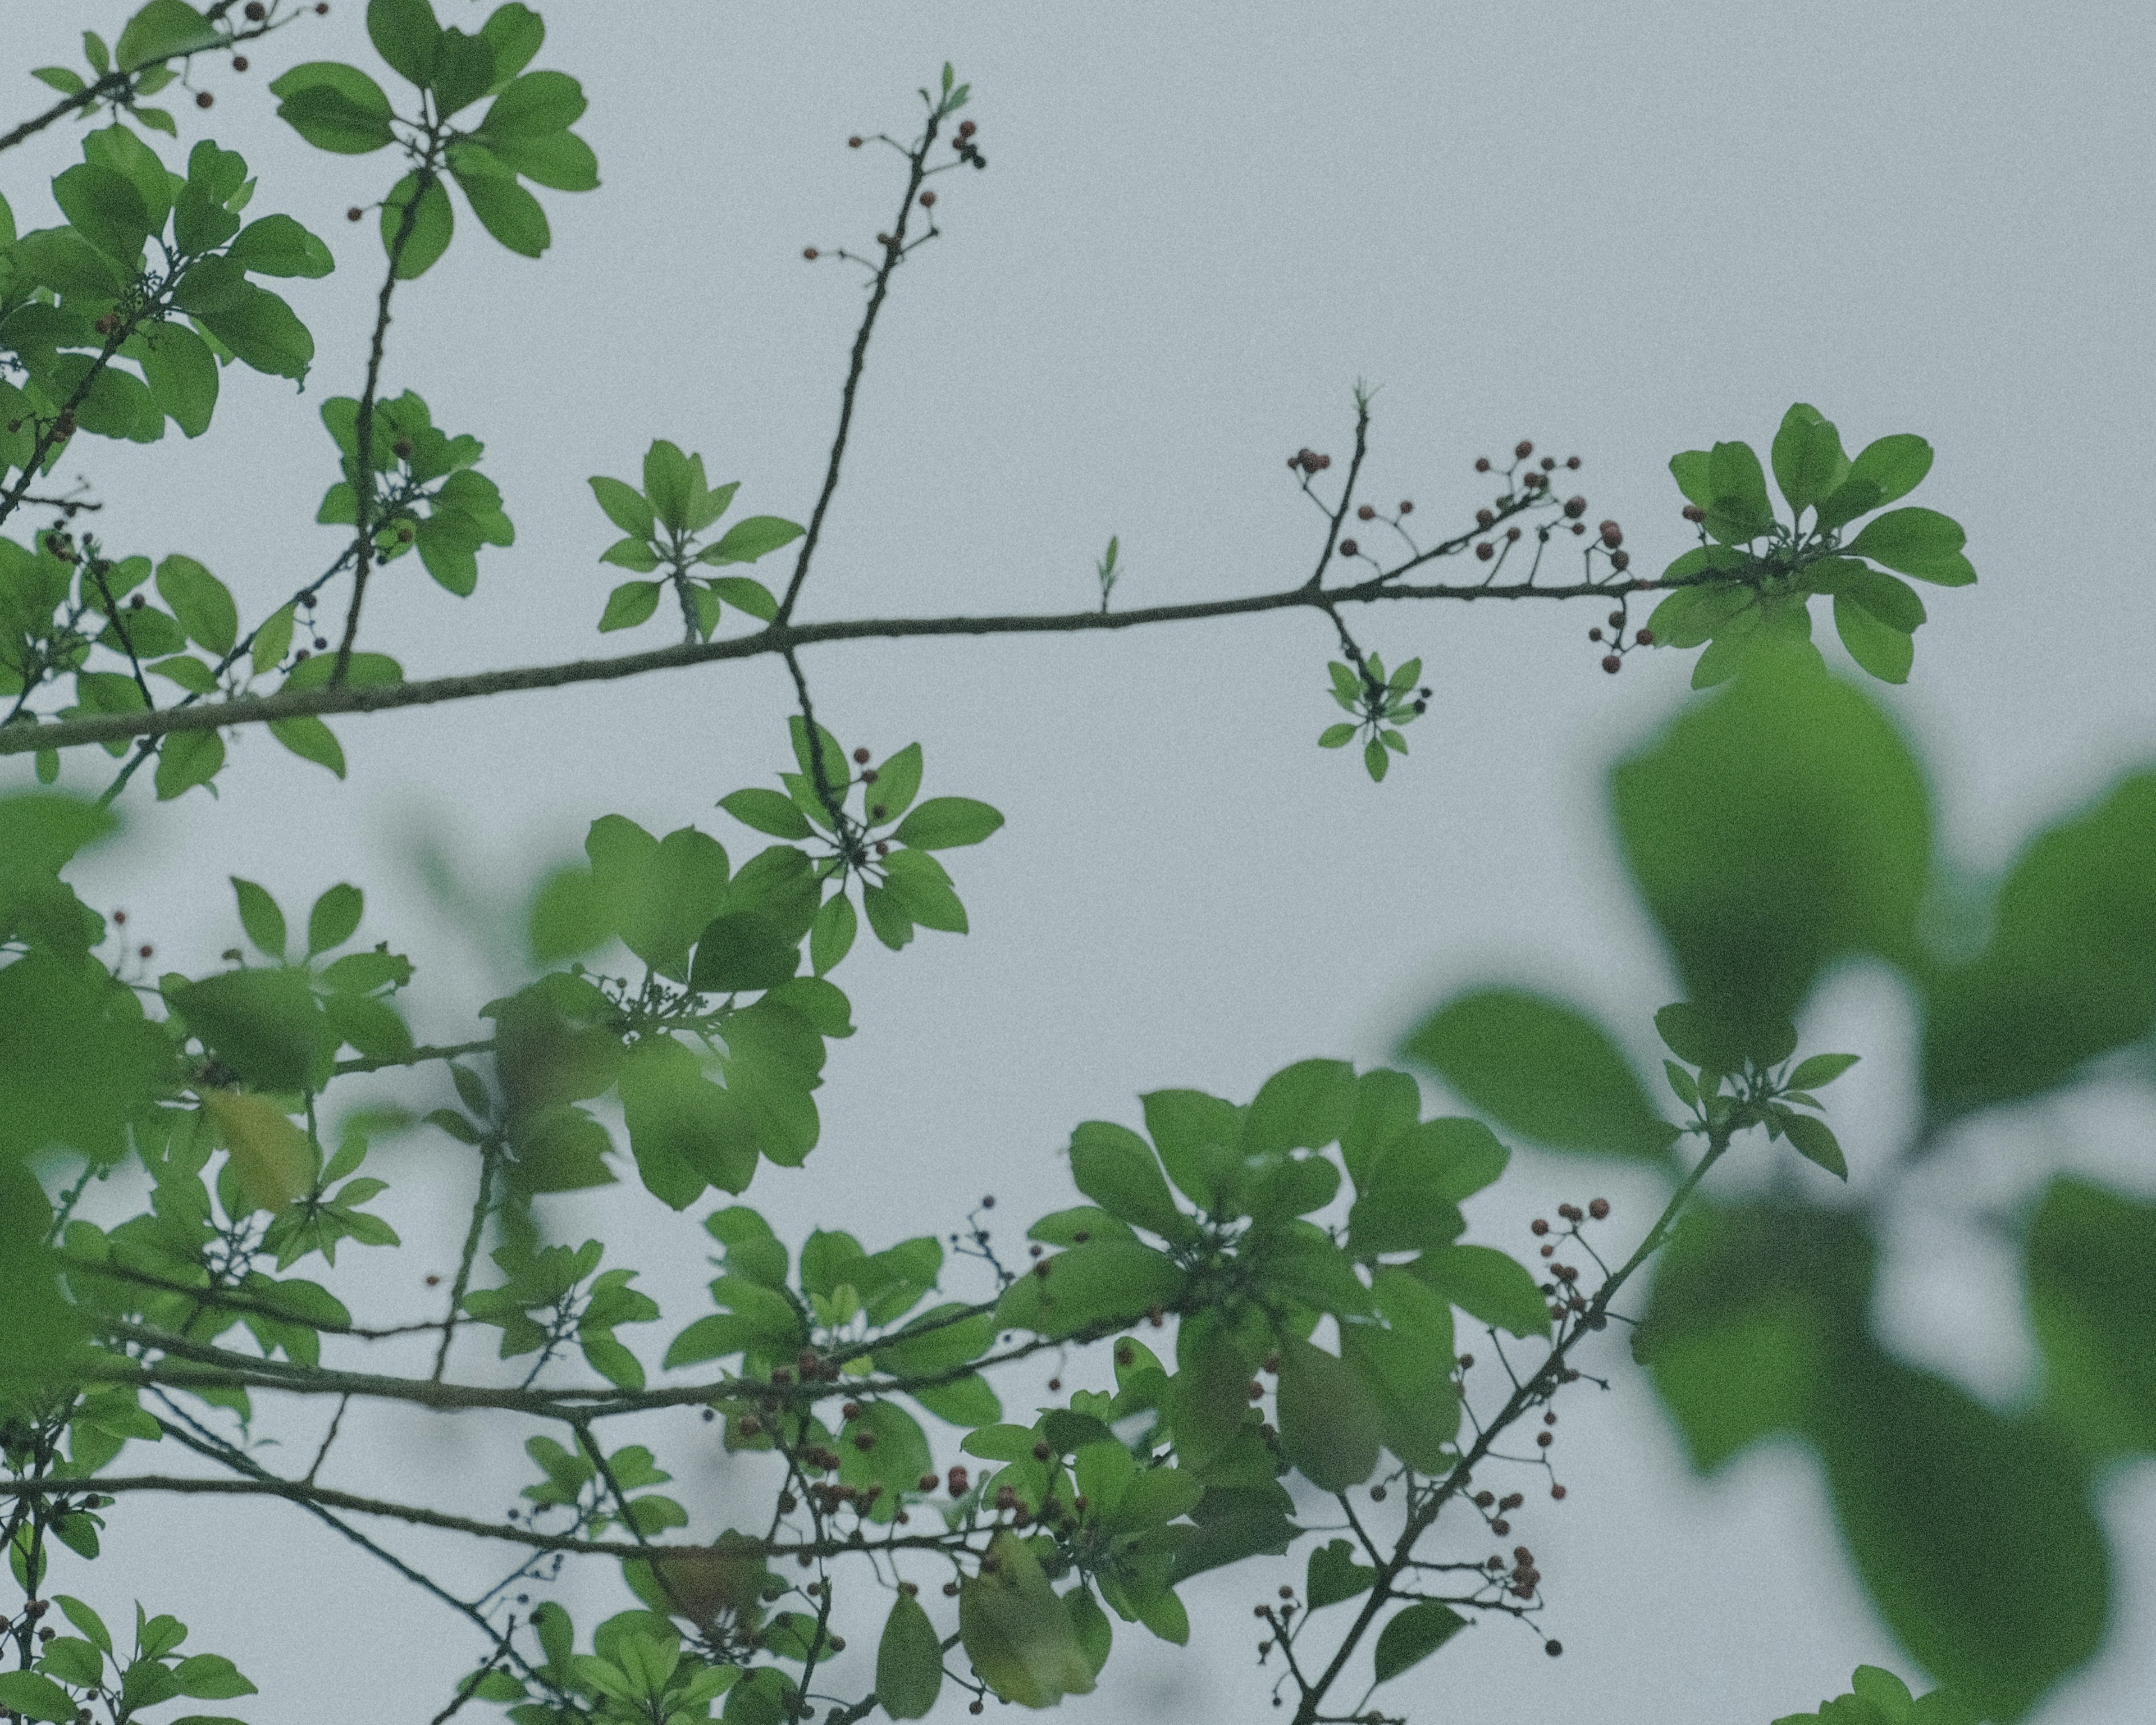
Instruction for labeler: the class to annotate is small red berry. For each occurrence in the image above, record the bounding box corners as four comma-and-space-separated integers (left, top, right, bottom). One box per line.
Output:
1337, 538, 1358, 557
1551, 1484, 1568, 1499
1602, 655, 1622, 674
1476, 508, 1496, 527
1540, 455, 1556, 471
1682, 503, 1705, 522
1599, 520, 1623, 547
1563, 496, 1587, 518
1515, 440, 1534, 459
1589, 1197, 1610, 1217
347, 206, 363, 222
848, 135, 864, 148
1611, 549, 1630, 570
1505, 525, 1521, 541
1608, 611, 1625, 628
1588, 628, 1603, 642
1546, 1640, 1564, 1657
1491, 1518, 1510, 1535
232, 56, 249, 71
1398, 499, 1413, 514
1474, 457, 1492, 472
1571, 522, 1586, 535
1531, 1219, 1550, 1235
1565, 455, 1581, 469
138, 943, 153, 960
947, 1466, 969, 1495
1475, 542, 1495, 561
316, 2, 329, 13
1356, 504, 1375, 521
245, 0, 266, 17
195, 89, 215, 109
803, 246, 819, 260
852, 746, 871, 763
738, 1414, 762, 1436
919, 190, 936, 207
1457, 1353, 1475, 1368
1537, 1431, 1554, 1448
958, 120, 977, 139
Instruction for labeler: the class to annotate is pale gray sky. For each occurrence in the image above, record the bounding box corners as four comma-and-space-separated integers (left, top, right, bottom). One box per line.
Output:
10, 3, 2156, 1722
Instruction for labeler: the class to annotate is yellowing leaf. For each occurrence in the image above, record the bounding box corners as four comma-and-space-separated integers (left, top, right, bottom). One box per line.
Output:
200, 1089, 312, 1211
959, 1532, 1097, 1708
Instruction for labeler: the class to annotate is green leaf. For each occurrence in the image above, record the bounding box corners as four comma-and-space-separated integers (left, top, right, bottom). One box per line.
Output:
995, 1241, 1184, 1341
172, 1654, 256, 1700
366, 0, 441, 86
1305, 1538, 1377, 1608
52, 163, 152, 264
1704, 439, 1776, 540
1837, 429, 1940, 513
1921, 770, 2156, 1119
154, 729, 223, 800
1363, 736, 1389, 781
1242, 1057, 1354, 1153
1372, 1600, 1468, 1685
0, 1671, 79, 1724
1789, 1052, 1859, 1088
1778, 1111, 1847, 1179
306, 883, 362, 956
2027, 1176, 2156, 1459
711, 576, 776, 620
380, 171, 453, 278
1846, 507, 1966, 577
451, 153, 550, 257
1318, 722, 1356, 749
154, 554, 238, 656
688, 910, 800, 994
701, 515, 805, 565
1834, 591, 1915, 684
269, 62, 398, 153
881, 847, 968, 933
876, 1590, 943, 1720
810, 890, 856, 975
1770, 404, 1850, 517
269, 715, 346, 778
864, 742, 922, 824
1402, 987, 1670, 1158
226, 215, 335, 279
116, 1, 223, 69
1068, 1120, 1200, 1243
598, 580, 662, 632
481, 68, 587, 134
718, 788, 813, 842
140, 322, 219, 438
599, 535, 661, 573
1414, 1243, 1550, 1339
1612, 661, 1929, 1046
641, 440, 695, 534
590, 474, 655, 538
1275, 1334, 1380, 1493
890, 796, 1003, 851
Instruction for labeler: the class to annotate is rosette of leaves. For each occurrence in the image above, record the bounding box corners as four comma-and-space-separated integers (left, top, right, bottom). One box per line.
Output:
0, 1596, 258, 1725
1648, 403, 1974, 688
28, 3, 227, 138
315, 388, 513, 597
1000, 1059, 1543, 1516
163, 876, 417, 1097
1318, 651, 1425, 782
590, 439, 804, 640
0, 129, 331, 480
718, 722, 1006, 968
460, 1236, 660, 1389
270, 1, 597, 275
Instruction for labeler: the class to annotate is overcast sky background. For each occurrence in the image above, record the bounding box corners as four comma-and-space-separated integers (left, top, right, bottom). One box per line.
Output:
8, 2, 2156, 1721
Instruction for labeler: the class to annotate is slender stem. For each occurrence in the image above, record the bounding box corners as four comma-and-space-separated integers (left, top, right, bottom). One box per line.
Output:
332, 165, 433, 683
776, 109, 944, 624
432, 1140, 499, 1381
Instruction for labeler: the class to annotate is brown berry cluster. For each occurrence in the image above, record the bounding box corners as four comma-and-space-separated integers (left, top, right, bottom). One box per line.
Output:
951, 118, 986, 168
1289, 448, 1333, 476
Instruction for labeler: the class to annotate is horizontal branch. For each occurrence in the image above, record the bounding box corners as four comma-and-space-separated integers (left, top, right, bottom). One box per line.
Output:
0, 1472, 979, 1564
1, 572, 1665, 759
